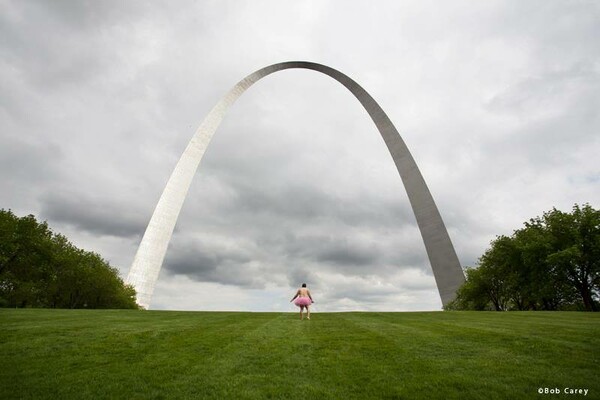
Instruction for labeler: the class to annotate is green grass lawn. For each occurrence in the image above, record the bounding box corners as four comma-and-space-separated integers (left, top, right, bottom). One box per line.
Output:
1, 309, 598, 399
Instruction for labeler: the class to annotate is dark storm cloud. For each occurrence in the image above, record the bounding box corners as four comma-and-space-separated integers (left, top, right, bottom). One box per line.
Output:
162, 180, 430, 287
285, 233, 380, 267
281, 232, 427, 270
162, 240, 264, 288
311, 239, 379, 266
195, 170, 418, 230
286, 266, 321, 289
40, 192, 147, 238
162, 227, 429, 289
166, 161, 430, 287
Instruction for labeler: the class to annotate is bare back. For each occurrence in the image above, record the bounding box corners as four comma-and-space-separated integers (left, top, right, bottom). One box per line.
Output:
297, 288, 311, 298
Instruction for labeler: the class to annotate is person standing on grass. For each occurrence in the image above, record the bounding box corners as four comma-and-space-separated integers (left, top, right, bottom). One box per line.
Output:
290, 283, 314, 320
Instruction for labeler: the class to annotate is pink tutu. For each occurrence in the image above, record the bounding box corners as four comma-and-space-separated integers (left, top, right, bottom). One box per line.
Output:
294, 297, 312, 307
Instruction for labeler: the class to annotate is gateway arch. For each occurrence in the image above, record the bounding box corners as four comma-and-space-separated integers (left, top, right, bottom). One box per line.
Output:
126, 61, 465, 309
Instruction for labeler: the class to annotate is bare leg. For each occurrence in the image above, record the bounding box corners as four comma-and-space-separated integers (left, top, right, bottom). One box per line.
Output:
299, 306, 304, 320
306, 305, 310, 320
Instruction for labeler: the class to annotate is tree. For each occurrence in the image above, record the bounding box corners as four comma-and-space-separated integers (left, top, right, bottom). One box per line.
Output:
447, 266, 502, 311
542, 204, 600, 311
0, 209, 138, 309
446, 203, 599, 311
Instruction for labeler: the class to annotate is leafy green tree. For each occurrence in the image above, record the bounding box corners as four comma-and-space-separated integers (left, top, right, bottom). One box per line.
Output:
447, 203, 599, 311
542, 204, 600, 311
0, 209, 138, 309
446, 266, 499, 311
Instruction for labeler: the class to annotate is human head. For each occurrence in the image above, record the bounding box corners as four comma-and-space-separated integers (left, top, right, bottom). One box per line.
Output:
302, 283, 307, 287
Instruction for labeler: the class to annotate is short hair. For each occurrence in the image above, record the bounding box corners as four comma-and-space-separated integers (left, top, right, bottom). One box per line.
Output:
301, 283, 307, 287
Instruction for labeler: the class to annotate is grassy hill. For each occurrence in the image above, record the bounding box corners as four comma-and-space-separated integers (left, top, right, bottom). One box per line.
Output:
1, 309, 598, 399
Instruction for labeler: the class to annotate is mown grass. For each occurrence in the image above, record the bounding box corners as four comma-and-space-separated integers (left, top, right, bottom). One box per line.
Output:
1, 309, 598, 399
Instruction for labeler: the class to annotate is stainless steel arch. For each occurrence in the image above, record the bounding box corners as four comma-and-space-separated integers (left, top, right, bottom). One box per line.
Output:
126, 61, 465, 309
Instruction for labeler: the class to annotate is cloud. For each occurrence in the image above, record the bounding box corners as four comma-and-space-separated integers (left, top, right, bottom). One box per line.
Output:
161, 231, 267, 287
0, 135, 62, 182
1, 0, 598, 311
40, 192, 148, 238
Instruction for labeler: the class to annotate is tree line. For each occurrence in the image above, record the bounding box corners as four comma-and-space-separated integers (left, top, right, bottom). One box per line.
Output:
0, 209, 138, 309
447, 204, 599, 311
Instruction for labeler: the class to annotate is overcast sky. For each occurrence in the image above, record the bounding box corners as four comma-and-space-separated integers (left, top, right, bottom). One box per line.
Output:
1, 0, 598, 311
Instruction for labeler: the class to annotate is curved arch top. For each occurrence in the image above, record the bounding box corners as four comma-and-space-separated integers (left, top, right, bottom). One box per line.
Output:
126, 61, 465, 309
